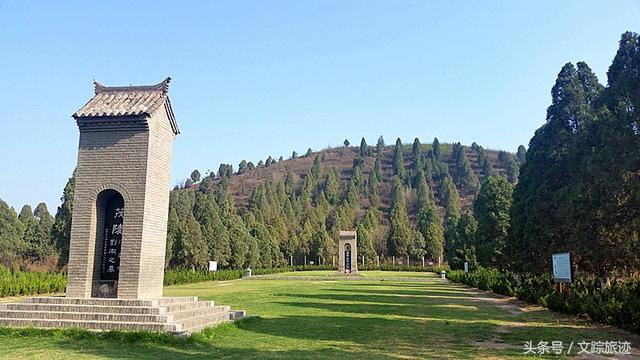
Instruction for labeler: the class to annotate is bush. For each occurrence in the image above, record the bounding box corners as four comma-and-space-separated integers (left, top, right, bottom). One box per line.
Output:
360, 264, 448, 272
0, 266, 66, 297
445, 268, 640, 334
163, 269, 244, 286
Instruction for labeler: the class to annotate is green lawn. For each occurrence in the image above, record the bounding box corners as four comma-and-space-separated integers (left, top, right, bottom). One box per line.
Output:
0, 272, 636, 359
269, 270, 438, 278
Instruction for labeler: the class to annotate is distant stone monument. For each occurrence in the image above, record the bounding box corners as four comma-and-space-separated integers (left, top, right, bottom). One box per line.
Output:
338, 230, 358, 274
0, 79, 243, 333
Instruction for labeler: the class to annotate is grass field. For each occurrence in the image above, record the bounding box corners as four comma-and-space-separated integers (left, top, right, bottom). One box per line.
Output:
0, 272, 637, 359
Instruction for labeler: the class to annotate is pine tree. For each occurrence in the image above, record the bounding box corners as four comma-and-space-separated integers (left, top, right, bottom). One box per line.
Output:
359, 137, 371, 157
343, 139, 350, 147
376, 135, 385, 152
416, 176, 444, 263
432, 137, 441, 160
393, 138, 405, 180
451, 143, 479, 193
52, 171, 75, 265
165, 208, 180, 267
474, 175, 513, 268
412, 138, 421, 159
18, 205, 37, 258
32, 203, 56, 261
193, 193, 231, 267
238, 160, 248, 174
387, 178, 411, 257
0, 200, 24, 264
497, 151, 519, 183
324, 168, 340, 205
190, 169, 201, 183
174, 213, 208, 269
509, 62, 591, 273
516, 145, 526, 163
311, 155, 323, 179
446, 213, 478, 270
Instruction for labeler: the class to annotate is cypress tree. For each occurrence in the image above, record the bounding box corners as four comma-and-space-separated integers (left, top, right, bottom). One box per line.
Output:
393, 138, 405, 180
387, 178, 411, 257
0, 200, 24, 264
52, 171, 75, 265
474, 175, 513, 268
359, 137, 371, 157
432, 137, 441, 160
516, 145, 526, 163
165, 208, 180, 267
32, 203, 56, 261
509, 62, 591, 273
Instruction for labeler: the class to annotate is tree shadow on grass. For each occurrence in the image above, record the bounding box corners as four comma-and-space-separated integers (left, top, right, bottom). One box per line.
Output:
32, 338, 388, 360
328, 287, 471, 297
235, 315, 490, 357
275, 299, 500, 322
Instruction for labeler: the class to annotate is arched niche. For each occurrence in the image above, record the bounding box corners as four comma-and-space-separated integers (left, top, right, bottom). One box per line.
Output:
91, 189, 125, 298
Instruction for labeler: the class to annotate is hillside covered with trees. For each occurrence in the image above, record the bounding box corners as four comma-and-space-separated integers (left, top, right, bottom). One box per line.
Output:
165, 137, 522, 269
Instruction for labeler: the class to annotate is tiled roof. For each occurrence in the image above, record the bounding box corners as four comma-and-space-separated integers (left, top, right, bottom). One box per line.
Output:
73, 77, 170, 118
73, 77, 179, 134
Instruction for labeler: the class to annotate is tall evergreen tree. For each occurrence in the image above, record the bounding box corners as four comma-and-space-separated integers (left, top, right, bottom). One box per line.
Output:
474, 175, 513, 268
190, 169, 201, 183
393, 138, 405, 180
516, 145, 526, 163
432, 137, 441, 160
387, 178, 411, 257
359, 137, 371, 157
509, 62, 593, 273
31, 203, 56, 261
0, 200, 24, 264
52, 171, 75, 266
194, 193, 232, 267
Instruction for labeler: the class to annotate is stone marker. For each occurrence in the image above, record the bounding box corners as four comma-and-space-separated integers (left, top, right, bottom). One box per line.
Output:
338, 230, 358, 274
0, 78, 244, 333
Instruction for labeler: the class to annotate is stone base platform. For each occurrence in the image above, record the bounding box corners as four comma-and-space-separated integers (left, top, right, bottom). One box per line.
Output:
0, 296, 245, 335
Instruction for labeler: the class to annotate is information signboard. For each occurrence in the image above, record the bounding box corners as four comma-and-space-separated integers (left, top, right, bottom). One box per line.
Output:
552, 252, 571, 283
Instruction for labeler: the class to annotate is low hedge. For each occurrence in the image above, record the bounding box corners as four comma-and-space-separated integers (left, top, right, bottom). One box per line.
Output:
446, 268, 640, 334
0, 267, 66, 297
162, 269, 244, 286
360, 264, 448, 272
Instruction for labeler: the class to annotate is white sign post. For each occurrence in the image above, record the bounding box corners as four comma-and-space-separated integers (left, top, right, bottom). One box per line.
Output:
208, 261, 218, 272
552, 252, 571, 296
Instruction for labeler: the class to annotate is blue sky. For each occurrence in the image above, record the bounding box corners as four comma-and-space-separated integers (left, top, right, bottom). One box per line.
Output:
0, 1, 638, 211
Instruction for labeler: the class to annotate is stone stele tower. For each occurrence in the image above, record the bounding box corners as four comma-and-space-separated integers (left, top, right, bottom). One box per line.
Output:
0, 79, 244, 333
338, 230, 358, 274
67, 78, 179, 300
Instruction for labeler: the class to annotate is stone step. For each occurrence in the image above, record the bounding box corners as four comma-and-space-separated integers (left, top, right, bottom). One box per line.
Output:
177, 311, 232, 333
23, 296, 198, 307
168, 305, 229, 321
157, 297, 199, 305
0, 303, 161, 315
0, 310, 170, 323
0, 318, 178, 332
159, 300, 214, 313
228, 310, 246, 320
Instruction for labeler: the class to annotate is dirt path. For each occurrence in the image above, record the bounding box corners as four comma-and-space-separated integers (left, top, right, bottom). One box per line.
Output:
452, 283, 640, 359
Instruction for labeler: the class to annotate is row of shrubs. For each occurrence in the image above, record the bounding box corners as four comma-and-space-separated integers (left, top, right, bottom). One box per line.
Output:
0, 267, 66, 297
162, 269, 245, 286
360, 264, 448, 272
446, 268, 640, 334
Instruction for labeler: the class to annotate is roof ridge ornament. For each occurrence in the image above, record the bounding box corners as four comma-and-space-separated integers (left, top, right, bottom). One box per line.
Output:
93, 77, 171, 95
